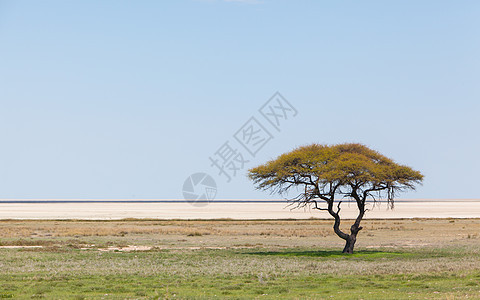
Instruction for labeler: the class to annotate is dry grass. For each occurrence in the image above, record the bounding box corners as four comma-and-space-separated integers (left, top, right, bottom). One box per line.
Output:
1, 218, 479, 246
2, 219, 480, 298
0, 218, 479, 257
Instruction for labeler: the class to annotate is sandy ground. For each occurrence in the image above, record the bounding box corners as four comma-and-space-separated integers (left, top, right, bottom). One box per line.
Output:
1, 200, 480, 219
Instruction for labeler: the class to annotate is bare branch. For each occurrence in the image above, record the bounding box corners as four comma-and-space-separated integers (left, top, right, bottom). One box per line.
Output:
312, 200, 329, 211
336, 201, 342, 214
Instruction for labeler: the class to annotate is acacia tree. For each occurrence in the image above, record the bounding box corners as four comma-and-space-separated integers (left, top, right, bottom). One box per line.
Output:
248, 143, 423, 254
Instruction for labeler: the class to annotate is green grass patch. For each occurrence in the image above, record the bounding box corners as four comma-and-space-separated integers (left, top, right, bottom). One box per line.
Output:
1, 271, 480, 299
0, 246, 479, 299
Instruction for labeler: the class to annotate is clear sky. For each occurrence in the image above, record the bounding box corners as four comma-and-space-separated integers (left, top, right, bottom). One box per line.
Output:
1, 0, 479, 200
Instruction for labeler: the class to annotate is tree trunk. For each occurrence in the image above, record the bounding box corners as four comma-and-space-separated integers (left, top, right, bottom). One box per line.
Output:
326, 198, 364, 254
342, 224, 362, 254
342, 234, 357, 254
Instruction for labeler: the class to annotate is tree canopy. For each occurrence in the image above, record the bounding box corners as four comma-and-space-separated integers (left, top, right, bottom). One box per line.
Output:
248, 143, 423, 253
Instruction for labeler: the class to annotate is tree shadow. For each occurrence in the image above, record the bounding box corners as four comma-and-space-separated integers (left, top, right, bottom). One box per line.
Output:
244, 249, 403, 258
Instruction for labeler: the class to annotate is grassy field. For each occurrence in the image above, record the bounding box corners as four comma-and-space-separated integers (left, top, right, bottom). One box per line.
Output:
1, 218, 480, 299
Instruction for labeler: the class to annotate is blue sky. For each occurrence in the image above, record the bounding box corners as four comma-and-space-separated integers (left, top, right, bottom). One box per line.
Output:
0, 0, 479, 200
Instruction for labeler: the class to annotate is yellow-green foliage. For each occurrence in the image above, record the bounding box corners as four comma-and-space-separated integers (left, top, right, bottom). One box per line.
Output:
248, 143, 423, 200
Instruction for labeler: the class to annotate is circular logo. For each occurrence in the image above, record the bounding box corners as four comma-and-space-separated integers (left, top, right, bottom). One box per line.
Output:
182, 172, 217, 207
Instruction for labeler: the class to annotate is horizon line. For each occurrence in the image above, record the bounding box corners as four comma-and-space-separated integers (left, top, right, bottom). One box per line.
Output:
0, 198, 480, 203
